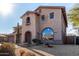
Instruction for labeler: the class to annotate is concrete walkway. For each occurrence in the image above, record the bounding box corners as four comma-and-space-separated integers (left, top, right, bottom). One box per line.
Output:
30, 48, 53, 56
27, 45, 79, 56
15, 47, 41, 56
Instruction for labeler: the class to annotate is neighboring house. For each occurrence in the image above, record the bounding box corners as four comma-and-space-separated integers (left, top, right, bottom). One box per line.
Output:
0, 34, 7, 42
7, 33, 14, 43
20, 6, 67, 44
0, 34, 14, 43
13, 24, 22, 44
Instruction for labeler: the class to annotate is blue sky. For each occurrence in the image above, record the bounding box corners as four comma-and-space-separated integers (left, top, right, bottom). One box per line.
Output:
0, 3, 74, 34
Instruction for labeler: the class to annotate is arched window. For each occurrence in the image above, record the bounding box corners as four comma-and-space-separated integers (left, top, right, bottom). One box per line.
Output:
41, 27, 54, 40
26, 17, 30, 25
41, 15, 45, 21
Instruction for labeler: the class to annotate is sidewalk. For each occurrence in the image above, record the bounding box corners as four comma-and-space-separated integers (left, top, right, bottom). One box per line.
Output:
15, 46, 44, 56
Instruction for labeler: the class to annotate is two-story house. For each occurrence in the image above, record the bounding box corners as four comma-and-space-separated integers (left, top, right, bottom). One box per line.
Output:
20, 6, 67, 44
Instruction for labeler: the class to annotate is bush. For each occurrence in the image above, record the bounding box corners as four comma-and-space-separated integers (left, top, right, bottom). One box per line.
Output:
32, 39, 43, 45
0, 42, 16, 56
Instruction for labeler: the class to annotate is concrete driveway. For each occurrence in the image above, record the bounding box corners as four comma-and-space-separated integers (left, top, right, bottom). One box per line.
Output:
28, 45, 79, 56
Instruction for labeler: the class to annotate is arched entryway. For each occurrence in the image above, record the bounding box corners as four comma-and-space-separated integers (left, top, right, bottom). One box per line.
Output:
41, 27, 54, 40
25, 31, 31, 44
41, 27, 55, 44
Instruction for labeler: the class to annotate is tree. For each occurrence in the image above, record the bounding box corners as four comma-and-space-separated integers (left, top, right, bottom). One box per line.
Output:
68, 4, 79, 26
16, 23, 20, 44
68, 4, 79, 35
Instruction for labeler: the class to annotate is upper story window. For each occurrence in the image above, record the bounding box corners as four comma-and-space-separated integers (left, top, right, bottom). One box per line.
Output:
36, 9, 41, 13
49, 12, 54, 19
26, 17, 30, 25
41, 15, 45, 21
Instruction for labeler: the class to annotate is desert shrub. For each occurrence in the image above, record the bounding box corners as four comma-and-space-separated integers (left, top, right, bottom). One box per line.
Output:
32, 39, 43, 45
0, 42, 16, 56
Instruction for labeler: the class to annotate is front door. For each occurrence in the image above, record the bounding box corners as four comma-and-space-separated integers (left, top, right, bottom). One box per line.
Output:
25, 31, 31, 44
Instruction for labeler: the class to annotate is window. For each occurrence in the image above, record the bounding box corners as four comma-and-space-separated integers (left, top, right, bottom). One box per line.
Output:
41, 15, 45, 21
26, 17, 30, 25
49, 12, 54, 19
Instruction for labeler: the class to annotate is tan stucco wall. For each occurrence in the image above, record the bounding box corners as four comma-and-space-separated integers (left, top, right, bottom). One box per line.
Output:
21, 13, 37, 44
61, 11, 66, 41
35, 15, 40, 39
37, 8, 63, 42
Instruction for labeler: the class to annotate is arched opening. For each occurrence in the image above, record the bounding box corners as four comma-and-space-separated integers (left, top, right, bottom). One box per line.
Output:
25, 31, 31, 44
26, 17, 30, 25
41, 27, 54, 40
27, 17, 30, 23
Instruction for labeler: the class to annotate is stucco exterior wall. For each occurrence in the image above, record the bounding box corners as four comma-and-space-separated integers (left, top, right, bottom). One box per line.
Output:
35, 15, 40, 39
36, 8, 63, 44
61, 11, 66, 43
21, 13, 37, 44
